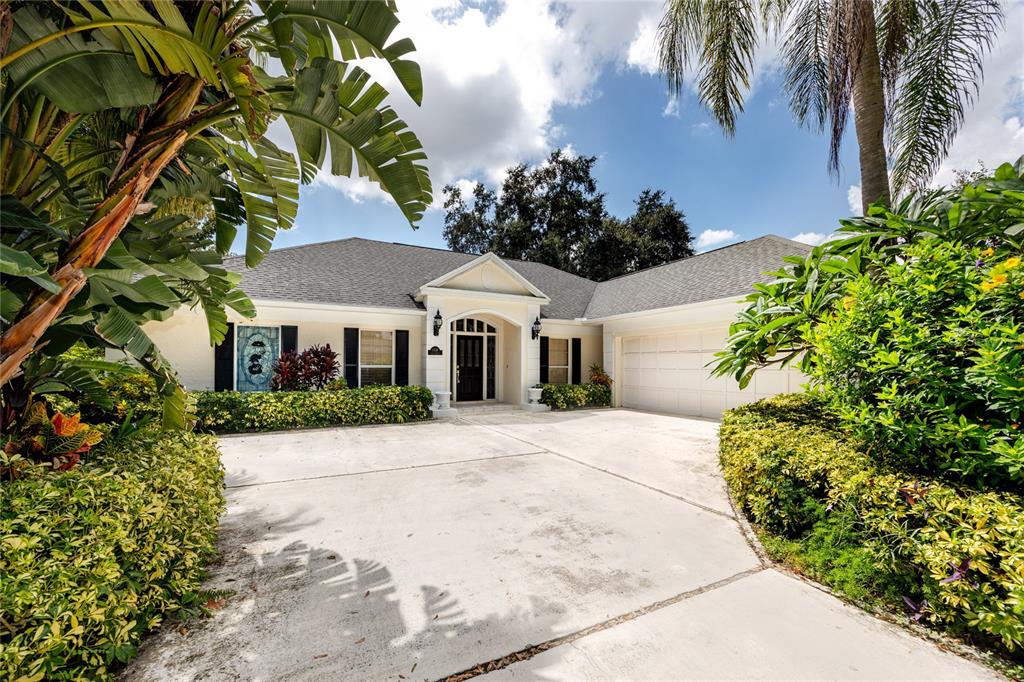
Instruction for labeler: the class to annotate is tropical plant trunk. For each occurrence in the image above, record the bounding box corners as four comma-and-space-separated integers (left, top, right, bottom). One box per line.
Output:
851, 0, 890, 212
0, 75, 204, 387
0, 131, 188, 386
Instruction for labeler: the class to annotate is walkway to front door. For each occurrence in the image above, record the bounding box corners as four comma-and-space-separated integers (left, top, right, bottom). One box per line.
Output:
122, 410, 995, 681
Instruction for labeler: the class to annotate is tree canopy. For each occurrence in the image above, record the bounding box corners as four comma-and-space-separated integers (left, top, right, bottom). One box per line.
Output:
442, 150, 693, 281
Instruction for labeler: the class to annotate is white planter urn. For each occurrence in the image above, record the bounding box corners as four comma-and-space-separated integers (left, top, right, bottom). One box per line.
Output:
434, 390, 452, 409
527, 387, 544, 404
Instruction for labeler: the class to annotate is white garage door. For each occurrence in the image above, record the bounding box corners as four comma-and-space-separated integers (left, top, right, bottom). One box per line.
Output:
619, 328, 802, 418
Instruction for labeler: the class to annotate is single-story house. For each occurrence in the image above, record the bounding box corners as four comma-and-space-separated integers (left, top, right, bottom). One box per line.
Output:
142, 235, 811, 418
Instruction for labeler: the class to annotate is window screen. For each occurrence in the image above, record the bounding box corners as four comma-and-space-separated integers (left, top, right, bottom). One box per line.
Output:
548, 338, 569, 384
360, 330, 393, 386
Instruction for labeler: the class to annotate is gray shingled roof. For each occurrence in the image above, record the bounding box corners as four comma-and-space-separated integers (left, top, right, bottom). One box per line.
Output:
583, 235, 812, 319
224, 238, 598, 320
226, 235, 809, 320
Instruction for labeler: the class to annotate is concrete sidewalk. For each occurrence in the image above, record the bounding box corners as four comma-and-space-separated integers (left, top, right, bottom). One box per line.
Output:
122, 410, 997, 681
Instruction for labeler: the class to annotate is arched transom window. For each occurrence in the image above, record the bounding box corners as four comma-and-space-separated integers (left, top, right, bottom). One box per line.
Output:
450, 317, 497, 334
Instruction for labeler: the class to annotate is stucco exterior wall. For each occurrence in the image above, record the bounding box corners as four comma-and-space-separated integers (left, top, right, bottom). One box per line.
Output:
538, 320, 603, 380
421, 294, 542, 405
132, 301, 425, 391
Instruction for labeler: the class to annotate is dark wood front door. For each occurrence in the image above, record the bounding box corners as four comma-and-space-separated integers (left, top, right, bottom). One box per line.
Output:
455, 335, 483, 401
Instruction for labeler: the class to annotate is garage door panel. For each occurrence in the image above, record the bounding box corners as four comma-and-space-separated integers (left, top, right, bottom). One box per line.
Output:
701, 330, 727, 351
701, 372, 729, 392
677, 369, 701, 390
677, 332, 700, 351
678, 391, 701, 415
700, 391, 727, 418
620, 327, 802, 419
678, 353, 703, 370
657, 333, 678, 352
754, 371, 789, 395
657, 351, 680, 369
623, 337, 644, 353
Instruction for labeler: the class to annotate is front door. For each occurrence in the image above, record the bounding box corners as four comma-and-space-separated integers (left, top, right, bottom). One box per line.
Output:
455, 335, 483, 401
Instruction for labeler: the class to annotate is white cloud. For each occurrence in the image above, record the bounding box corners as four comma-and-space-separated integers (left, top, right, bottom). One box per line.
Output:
690, 121, 711, 134
626, 13, 661, 74
847, 185, 862, 214
696, 229, 739, 250
791, 231, 835, 246
932, 2, 1024, 186
662, 95, 680, 118
311, 0, 664, 208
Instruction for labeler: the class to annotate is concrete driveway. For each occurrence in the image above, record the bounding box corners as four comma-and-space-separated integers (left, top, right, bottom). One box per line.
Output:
123, 409, 996, 681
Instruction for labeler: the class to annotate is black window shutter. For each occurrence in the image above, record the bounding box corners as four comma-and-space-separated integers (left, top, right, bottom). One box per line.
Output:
282, 325, 298, 354
571, 337, 582, 384
344, 327, 359, 387
539, 335, 549, 384
214, 322, 234, 392
395, 330, 409, 386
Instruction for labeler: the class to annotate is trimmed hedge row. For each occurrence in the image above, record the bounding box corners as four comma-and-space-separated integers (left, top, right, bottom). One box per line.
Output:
720, 395, 1024, 655
0, 432, 224, 680
194, 385, 435, 433
539, 383, 611, 409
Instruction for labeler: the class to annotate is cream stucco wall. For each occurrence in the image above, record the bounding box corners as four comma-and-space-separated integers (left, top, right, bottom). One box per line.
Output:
421, 293, 542, 405
538, 319, 603, 382
134, 301, 424, 391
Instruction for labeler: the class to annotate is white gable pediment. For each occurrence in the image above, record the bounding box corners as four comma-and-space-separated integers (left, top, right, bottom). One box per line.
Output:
418, 253, 548, 302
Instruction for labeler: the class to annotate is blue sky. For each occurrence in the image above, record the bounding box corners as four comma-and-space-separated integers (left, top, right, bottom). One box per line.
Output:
255, 0, 1024, 256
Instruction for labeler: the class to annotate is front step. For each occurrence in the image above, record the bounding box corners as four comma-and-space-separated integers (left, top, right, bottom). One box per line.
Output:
454, 402, 524, 416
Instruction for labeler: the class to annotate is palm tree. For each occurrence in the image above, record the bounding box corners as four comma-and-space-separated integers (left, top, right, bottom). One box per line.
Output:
657, 0, 1004, 211
0, 0, 432, 418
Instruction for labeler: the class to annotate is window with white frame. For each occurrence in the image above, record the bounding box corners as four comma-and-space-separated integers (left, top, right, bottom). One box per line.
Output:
359, 330, 393, 386
548, 337, 569, 384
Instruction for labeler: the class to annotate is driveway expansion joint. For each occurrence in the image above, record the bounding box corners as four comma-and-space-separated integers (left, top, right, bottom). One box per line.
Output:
467, 419, 736, 520
438, 566, 766, 681
225, 450, 547, 489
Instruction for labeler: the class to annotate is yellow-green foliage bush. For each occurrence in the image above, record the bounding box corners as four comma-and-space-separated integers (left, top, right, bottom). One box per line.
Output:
539, 383, 611, 409
194, 384, 435, 433
721, 395, 1024, 654
0, 431, 224, 680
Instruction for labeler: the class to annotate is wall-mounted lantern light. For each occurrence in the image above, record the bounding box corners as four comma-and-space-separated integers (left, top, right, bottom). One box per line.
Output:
531, 316, 542, 340
433, 310, 443, 337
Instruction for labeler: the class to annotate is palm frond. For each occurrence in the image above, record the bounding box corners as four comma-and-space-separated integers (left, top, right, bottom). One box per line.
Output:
699, 0, 759, 135
783, 0, 831, 131
875, 0, 921, 110
888, 0, 1004, 194
657, 0, 705, 96
820, 0, 870, 176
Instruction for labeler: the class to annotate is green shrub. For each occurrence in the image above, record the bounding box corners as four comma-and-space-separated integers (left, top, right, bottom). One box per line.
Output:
78, 370, 162, 425
760, 504, 915, 607
721, 395, 1024, 654
539, 383, 611, 409
808, 239, 1023, 489
0, 431, 224, 680
194, 384, 435, 433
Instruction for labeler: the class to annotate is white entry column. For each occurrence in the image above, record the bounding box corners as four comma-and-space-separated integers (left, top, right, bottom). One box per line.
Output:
422, 295, 456, 416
